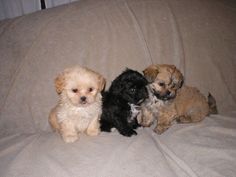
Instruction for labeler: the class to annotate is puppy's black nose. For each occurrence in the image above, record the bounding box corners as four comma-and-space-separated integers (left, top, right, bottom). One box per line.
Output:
80, 96, 87, 102
166, 91, 171, 96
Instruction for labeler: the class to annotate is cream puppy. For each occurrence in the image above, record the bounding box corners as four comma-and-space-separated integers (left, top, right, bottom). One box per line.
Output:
49, 66, 105, 143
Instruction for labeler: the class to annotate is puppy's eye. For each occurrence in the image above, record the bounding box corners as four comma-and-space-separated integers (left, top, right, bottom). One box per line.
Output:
158, 82, 165, 87
130, 88, 136, 93
88, 87, 93, 92
72, 88, 78, 93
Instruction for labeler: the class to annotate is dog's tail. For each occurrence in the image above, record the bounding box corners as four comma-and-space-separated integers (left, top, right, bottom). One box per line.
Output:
208, 93, 218, 114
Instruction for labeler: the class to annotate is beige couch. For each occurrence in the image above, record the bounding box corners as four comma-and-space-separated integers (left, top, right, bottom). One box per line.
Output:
0, 0, 236, 176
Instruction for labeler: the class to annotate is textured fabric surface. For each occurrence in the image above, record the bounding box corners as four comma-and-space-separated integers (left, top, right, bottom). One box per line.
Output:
0, 0, 236, 176
0, 114, 236, 177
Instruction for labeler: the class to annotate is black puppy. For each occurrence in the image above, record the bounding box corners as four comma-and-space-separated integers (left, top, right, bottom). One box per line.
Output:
100, 69, 148, 137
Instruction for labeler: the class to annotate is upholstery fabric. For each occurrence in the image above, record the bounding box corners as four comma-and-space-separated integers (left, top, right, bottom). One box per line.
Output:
0, 0, 235, 176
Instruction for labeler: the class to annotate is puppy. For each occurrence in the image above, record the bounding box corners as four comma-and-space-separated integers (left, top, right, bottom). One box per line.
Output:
49, 66, 105, 143
100, 69, 148, 137
139, 64, 217, 134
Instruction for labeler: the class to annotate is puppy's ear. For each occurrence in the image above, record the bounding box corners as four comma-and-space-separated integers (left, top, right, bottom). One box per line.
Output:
167, 65, 177, 73
55, 73, 65, 94
143, 65, 159, 83
172, 67, 184, 89
109, 75, 124, 95
98, 75, 106, 92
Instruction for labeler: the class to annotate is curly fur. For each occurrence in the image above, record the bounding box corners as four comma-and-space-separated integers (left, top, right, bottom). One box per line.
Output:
100, 69, 148, 137
48, 66, 105, 143
140, 64, 217, 134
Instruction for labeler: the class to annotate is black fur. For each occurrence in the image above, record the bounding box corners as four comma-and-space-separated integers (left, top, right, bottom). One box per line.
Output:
100, 69, 148, 137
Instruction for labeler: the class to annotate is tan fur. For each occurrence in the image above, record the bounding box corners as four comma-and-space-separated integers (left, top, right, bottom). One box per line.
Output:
48, 106, 60, 132
98, 75, 106, 92
55, 73, 65, 95
48, 66, 106, 143
140, 64, 216, 134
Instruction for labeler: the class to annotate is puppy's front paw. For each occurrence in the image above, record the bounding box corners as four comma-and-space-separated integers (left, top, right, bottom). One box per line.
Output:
87, 118, 101, 136
176, 115, 192, 123
86, 128, 100, 136
141, 120, 153, 127
154, 125, 168, 135
62, 134, 78, 143
120, 129, 137, 137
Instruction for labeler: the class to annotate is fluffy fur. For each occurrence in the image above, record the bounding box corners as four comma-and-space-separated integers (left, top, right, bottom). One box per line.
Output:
49, 66, 105, 143
100, 69, 148, 137
139, 64, 217, 134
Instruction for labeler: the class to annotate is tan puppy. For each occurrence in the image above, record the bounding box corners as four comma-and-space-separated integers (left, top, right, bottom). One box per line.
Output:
49, 66, 105, 143
139, 64, 217, 134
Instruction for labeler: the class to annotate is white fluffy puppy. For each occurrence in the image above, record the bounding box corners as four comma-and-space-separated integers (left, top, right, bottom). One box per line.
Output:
49, 66, 105, 143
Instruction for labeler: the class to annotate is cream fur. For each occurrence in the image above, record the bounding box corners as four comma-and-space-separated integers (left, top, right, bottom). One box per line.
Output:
49, 66, 105, 143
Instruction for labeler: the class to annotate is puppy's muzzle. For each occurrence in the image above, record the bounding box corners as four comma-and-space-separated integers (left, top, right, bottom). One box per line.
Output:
137, 90, 148, 105
80, 96, 87, 104
153, 91, 175, 101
